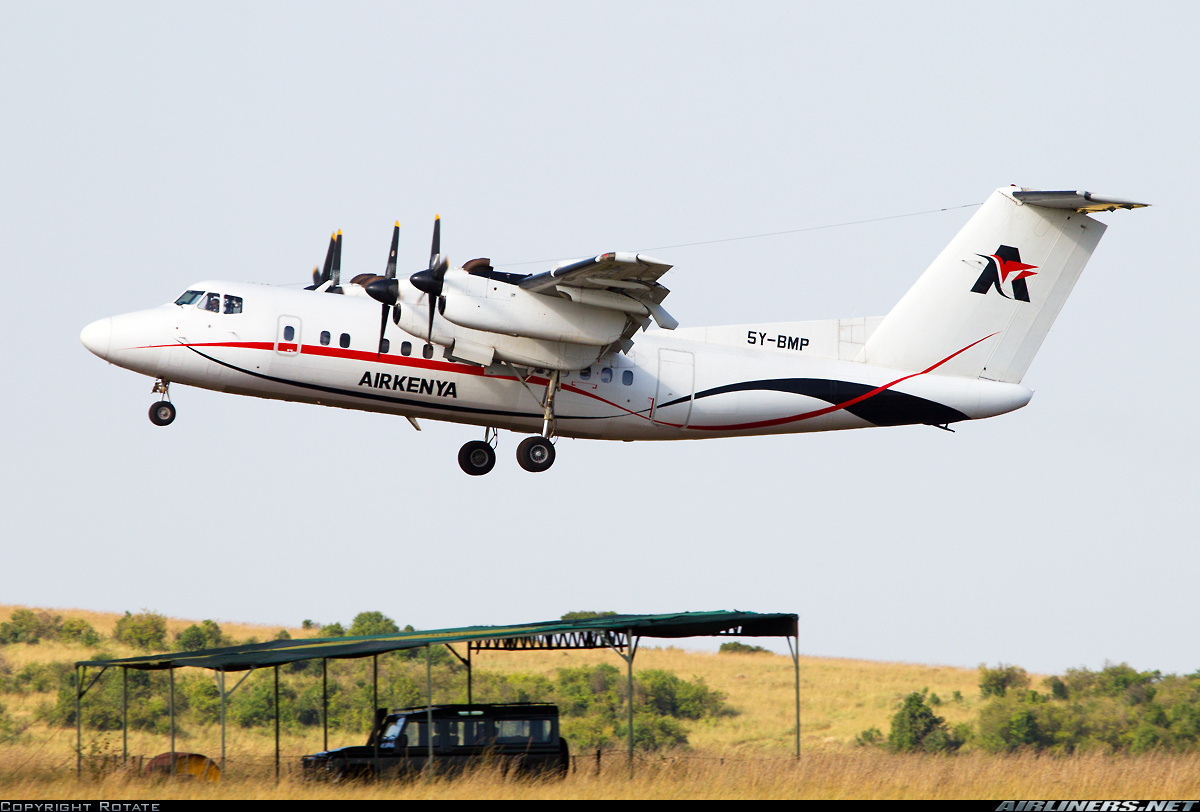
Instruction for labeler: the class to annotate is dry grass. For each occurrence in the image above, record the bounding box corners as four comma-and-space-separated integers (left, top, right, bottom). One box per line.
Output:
2, 604, 1192, 799
3, 748, 1199, 800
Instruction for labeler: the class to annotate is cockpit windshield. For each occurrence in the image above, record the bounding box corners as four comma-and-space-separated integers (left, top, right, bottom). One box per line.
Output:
174, 290, 244, 314
175, 290, 204, 306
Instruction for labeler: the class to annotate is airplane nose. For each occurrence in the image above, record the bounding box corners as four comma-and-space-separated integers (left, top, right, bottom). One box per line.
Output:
80, 317, 112, 360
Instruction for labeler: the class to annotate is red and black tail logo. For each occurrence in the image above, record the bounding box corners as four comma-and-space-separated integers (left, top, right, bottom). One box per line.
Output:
970, 245, 1038, 302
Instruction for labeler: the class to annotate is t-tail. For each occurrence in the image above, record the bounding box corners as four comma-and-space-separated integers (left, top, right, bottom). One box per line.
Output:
861, 187, 1147, 383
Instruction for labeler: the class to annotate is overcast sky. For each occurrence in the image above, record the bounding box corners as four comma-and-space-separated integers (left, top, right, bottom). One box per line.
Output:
2, 2, 1195, 676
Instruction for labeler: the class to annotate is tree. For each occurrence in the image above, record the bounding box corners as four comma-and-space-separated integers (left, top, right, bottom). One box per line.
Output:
348, 612, 399, 637
114, 611, 167, 651
887, 691, 962, 753
176, 620, 228, 651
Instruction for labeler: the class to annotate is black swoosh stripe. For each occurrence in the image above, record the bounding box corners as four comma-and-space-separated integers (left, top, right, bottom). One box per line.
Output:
660, 378, 969, 427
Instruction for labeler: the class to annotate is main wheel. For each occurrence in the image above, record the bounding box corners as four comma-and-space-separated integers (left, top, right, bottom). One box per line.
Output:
149, 401, 176, 426
458, 440, 496, 476
516, 436, 556, 472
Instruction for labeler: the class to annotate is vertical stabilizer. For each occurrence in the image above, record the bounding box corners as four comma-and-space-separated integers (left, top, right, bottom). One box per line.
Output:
860, 187, 1144, 383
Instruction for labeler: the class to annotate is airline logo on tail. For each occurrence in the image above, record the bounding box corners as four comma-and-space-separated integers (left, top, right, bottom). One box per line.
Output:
970, 245, 1038, 302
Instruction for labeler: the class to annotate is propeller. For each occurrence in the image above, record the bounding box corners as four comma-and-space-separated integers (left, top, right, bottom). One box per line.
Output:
308, 232, 337, 289
408, 215, 449, 343
370, 222, 401, 354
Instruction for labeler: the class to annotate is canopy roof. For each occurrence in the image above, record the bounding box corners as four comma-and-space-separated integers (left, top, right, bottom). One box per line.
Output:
77, 611, 797, 672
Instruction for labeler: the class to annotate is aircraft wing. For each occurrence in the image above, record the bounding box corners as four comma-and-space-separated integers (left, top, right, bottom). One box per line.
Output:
519, 252, 672, 296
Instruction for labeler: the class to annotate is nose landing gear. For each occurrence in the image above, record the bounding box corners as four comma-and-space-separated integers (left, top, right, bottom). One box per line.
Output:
149, 379, 176, 426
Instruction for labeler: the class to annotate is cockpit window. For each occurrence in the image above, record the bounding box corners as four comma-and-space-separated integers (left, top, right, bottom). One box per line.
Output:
223, 295, 243, 314
175, 290, 204, 306
201, 292, 220, 313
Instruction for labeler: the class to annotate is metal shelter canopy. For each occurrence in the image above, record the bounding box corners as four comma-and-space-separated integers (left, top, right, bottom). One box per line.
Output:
77, 611, 798, 672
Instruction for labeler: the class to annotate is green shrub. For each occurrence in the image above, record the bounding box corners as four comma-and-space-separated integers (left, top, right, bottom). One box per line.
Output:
114, 611, 167, 651
348, 612, 399, 637
979, 664, 1030, 698
718, 642, 769, 654
887, 690, 962, 753
176, 620, 229, 651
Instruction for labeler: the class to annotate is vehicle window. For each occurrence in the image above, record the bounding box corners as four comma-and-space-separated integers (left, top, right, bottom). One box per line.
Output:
380, 719, 402, 743
496, 719, 552, 744
223, 295, 243, 314
339, 333, 350, 349
422, 343, 434, 359
380, 338, 390, 354
202, 293, 220, 313
320, 331, 330, 346
175, 290, 204, 306
622, 370, 634, 385
283, 326, 295, 342
401, 341, 412, 357
404, 720, 429, 748
600, 367, 613, 383
579, 367, 591, 380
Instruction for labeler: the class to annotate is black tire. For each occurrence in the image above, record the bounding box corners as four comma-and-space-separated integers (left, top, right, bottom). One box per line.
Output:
516, 436, 555, 472
149, 401, 176, 426
458, 440, 496, 476
555, 736, 570, 778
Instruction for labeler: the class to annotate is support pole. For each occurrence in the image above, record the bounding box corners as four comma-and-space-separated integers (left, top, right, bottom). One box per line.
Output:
373, 655, 380, 770
426, 644, 433, 772
122, 668, 128, 764
75, 666, 82, 779
467, 645, 472, 704
322, 658, 328, 752
788, 635, 800, 759
274, 665, 280, 782
219, 669, 227, 772
626, 629, 634, 776
169, 668, 176, 777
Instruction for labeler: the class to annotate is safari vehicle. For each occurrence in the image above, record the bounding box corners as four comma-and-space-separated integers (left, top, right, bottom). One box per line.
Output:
300, 703, 570, 780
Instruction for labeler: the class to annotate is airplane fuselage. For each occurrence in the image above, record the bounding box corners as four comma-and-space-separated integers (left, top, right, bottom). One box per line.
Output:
81, 279, 1033, 441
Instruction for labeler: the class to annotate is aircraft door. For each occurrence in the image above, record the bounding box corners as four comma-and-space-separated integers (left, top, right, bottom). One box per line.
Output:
275, 316, 302, 355
651, 348, 695, 427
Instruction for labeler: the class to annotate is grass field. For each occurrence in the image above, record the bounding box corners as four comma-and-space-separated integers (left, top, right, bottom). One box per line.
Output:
2, 605, 1197, 799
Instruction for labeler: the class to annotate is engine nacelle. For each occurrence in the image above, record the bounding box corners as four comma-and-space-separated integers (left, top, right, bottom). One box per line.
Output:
438, 271, 628, 346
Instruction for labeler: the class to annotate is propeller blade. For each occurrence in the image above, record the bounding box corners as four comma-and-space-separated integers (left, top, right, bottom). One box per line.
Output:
320, 232, 336, 284
429, 215, 440, 269
331, 230, 343, 288
385, 221, 399, 280
377, 303, 390, 355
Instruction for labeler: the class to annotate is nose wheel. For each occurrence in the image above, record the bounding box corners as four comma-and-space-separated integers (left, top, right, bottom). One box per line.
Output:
149, 379, 176, 426
149, 400, 176, 426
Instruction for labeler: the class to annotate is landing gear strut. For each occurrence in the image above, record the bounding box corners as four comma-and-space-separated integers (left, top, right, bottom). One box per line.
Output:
149, 379, 176, 426
516, 370, 560, 473
458, 428, 498, 476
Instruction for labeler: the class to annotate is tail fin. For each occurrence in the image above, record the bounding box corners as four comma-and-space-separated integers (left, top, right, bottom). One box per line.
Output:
861, 187, 1146, 383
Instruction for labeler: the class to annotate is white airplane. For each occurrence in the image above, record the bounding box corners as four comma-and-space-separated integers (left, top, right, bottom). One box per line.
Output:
80, 187, 1146, 475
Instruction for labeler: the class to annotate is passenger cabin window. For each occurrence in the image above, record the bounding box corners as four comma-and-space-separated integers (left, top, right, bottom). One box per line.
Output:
223, 295, 243, 314
600, 367, 613, 383
622, 370, 634, 385
201, 293, 220, 313
579, 368, 591, 380
401, 341, 412, 357
283, 326, 295, 342
422, 343, 434, 359
339, 333, 350, 349
175, 290, 204, 306
380, 338, 390, 354
320, 331, 331, 346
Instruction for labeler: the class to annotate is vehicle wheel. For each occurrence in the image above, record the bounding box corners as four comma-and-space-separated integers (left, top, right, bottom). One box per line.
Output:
556, 736, 570, 778
458, 440, 496, 476
516, 436, 555, 472
149, 401, 176, 426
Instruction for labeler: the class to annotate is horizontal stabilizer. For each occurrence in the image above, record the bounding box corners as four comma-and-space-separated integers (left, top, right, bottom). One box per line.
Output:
1012, 189, 1149, 213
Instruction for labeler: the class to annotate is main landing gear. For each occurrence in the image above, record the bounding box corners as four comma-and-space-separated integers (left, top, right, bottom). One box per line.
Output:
149, 379, 176, 426
457, 372, 561, 475
458, 428, 498, 476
